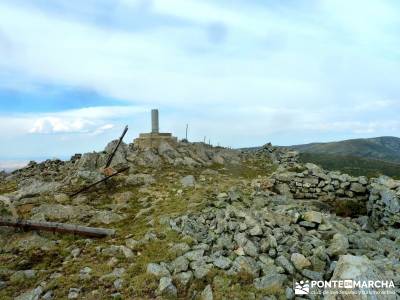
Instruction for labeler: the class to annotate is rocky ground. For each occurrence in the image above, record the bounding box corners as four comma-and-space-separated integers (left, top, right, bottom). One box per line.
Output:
0, 141, 399, 299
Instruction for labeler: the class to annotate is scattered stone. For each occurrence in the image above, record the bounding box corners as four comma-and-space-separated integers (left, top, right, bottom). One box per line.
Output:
253, 274, 287, 291
180, 175, 196, 188
68, 288, 81, 299
327, 233, 349, 257
276, 255, 294, 275
303, 211, 322, 224
71, 248, 81, 258
15, 286, 43, 300
42, 290, 54, 300
157, 277, 177, 298
171, 256, 189, 274
184, 249, 204, 261
79, 267, 92, 280
174, 271, 193, 287
200, 284, 213, 300
290, 253, 311, 270
213, 256, 232, 269
147, 263, 170, 277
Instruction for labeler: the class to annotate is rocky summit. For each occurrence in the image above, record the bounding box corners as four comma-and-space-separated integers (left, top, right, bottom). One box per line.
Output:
0, 140, 399, 299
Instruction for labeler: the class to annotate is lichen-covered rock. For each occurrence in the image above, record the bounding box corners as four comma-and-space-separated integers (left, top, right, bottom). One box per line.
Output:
253, 274, 287, 292
180, 175, 196, 188
325, 255, 396, 300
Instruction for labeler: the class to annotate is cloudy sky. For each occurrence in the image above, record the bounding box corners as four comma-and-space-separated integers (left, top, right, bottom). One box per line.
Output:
0, 0, 400, 168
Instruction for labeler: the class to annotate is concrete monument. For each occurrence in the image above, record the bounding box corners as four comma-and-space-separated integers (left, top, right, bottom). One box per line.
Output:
134, 109, 178, 149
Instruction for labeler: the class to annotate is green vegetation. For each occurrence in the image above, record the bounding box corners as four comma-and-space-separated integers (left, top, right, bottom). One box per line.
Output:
290, 136, 400, 163
299, 152, 400, 179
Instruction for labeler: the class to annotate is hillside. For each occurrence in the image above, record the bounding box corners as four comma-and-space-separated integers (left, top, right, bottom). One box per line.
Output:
0, 142, 399, 299
289, 136, 400, 163
298, 153, 400, 179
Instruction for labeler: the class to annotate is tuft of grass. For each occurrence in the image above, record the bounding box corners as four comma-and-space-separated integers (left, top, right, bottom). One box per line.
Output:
0, 181, 17, 195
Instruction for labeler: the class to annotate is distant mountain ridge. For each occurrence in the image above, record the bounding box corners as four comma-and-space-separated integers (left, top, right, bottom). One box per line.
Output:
288, 136, 400, 163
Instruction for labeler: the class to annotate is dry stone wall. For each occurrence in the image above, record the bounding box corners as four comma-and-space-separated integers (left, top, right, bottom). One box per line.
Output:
270, 162, 400, 228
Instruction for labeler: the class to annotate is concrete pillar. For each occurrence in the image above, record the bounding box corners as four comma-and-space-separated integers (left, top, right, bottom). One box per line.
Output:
151, 109, 159, 133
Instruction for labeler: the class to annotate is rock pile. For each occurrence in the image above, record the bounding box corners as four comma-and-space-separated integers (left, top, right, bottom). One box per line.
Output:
251, 143, 299, 167
147, 185, 400, 298
1, 138, 400, 298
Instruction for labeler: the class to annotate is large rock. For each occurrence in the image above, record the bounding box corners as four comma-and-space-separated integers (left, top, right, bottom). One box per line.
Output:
231, 256, 260, 277
290, 253, 311, 270
104, 140, 128, 167
126, 174, 155, 186
303, 211, 322, 224
325, 255, 396, 300
180, 175, 196, 188
76, 152, 99, 170
327, 233, 349, 257
157, 277, 177, 298
147, 263, 170, 277
253, 274, 287, 292
16, 180, 61, 199
350, 182, 367, 193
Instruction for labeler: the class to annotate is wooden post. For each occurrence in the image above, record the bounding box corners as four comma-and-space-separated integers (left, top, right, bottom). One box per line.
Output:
0, 218, 115, 238
70, 166, 129, 197
105, 125, 128, 168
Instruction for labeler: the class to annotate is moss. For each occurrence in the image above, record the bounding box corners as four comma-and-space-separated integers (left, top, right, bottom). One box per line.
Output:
0, 181, 17, 195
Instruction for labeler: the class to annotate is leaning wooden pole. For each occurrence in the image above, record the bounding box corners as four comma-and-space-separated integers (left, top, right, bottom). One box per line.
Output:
0, 218, 115, 238
70, 166, 130, 197
105, 125, 129, 168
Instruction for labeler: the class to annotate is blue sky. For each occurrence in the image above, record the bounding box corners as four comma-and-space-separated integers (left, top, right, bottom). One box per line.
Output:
1, 0, 400, 169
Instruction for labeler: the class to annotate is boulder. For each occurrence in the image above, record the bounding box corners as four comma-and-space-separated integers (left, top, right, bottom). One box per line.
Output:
327, 233, 349, 257
303, 211, 322, 224
253, 274, 287, 292
325, 255, 396, 300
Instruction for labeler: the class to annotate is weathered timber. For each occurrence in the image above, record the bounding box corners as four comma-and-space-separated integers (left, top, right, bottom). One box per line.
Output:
0, 218, 115, 238
105, 125, 129, 168
70, 166, 129, 197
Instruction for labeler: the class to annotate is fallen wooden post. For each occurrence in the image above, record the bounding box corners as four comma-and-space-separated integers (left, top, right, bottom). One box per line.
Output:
0, 218, 115, 238
70, 166, 130, 197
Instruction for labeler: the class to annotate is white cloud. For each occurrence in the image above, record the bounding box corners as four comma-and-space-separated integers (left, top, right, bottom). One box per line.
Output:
0, 0, 399, 152
29, 117, 94, 134
0, 105, 146, 136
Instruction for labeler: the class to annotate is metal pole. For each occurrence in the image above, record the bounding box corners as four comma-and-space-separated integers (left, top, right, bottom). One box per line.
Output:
185, 124, 188, 140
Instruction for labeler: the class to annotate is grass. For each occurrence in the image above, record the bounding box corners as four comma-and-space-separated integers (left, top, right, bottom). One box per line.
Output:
0, 180, 17, 195
0, 155, 279, 299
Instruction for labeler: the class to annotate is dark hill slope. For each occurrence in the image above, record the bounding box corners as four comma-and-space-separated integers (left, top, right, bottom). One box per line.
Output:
289, 136, 400, 163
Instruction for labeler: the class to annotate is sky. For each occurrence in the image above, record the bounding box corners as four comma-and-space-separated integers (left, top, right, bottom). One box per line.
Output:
0, 0, 400, 169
